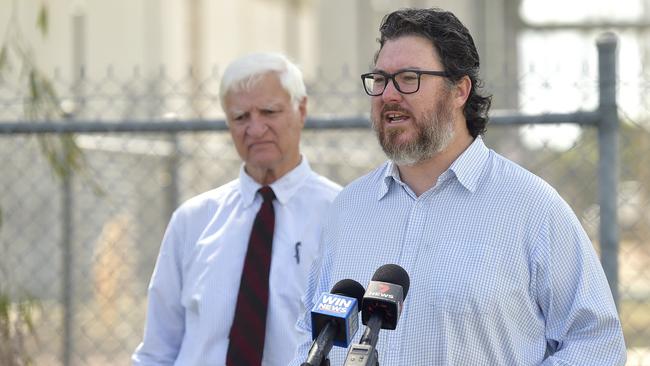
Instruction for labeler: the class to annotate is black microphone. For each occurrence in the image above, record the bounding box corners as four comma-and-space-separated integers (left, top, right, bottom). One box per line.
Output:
302, 279, 366, 366
343, 264, 410, 366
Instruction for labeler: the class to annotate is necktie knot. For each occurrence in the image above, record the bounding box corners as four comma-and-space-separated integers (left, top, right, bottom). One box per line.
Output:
259, 186, 275, 202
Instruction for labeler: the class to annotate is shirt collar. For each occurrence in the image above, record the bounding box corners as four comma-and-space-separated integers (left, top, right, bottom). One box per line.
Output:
377, 136, 490, 199
239, 155, 312, 207
448, 136, 489, 193
378, 161, 400, 200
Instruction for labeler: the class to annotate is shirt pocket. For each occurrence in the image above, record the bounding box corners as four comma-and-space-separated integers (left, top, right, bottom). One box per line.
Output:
424, 275, 492, 316
417, 247, 499, 317
270, 240, 314, 297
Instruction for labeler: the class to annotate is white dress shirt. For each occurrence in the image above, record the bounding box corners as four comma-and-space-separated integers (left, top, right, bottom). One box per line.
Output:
290, 138, 625, 365
133, 157, 341, 366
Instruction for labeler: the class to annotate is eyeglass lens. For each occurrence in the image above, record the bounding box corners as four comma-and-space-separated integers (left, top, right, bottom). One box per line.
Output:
364, 71, 421, 95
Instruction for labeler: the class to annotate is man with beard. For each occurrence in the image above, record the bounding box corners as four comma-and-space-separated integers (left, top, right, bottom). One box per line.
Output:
289, 7, 625, 366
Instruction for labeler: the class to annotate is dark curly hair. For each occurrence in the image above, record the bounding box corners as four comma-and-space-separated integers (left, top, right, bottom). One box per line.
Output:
376, 8, 492, 137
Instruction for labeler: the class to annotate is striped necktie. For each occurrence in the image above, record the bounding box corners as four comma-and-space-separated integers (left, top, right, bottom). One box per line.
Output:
226, 186, 276, 365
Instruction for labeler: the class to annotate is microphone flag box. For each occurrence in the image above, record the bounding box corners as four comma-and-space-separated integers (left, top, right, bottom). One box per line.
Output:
311, 293, 359, 347
362, 281, 404, 330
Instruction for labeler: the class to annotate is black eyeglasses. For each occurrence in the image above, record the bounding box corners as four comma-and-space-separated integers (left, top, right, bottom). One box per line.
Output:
360, 69, 450, 96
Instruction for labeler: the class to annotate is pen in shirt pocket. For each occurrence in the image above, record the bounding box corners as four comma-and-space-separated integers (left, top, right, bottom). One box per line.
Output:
294, 242, 301, 264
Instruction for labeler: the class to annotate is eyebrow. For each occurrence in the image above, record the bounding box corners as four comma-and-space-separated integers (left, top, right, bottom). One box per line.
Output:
372, 67, 425, 73
228, 108, 246, 116
260, 103, 283, 110
228, 102, 283, 116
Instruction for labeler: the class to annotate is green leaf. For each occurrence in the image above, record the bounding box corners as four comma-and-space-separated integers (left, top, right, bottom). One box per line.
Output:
0, 293, 40, 364
0, 46, 8, 73
29, 70, 39, 102
18, 299, 39, 335
36, 4, 49, 37
0, 294, 11, 338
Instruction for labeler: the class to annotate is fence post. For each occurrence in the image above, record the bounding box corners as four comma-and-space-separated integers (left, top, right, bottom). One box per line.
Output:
167, 133, 180, 220
596, 33, 620, 310
61, 147, 74, 366
61, 9, 87, 365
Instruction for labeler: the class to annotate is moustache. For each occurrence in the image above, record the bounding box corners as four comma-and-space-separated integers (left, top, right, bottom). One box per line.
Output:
380, 104, 411, 116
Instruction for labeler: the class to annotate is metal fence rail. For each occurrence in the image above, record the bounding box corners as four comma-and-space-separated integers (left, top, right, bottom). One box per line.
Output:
1, 34, 649, 365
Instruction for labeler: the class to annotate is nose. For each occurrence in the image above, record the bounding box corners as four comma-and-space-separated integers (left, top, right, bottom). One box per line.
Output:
246, 113, 268, 137
381, 78, 403, 103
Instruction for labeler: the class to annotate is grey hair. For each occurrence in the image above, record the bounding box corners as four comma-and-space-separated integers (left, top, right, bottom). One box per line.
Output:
219, 52, 307, 110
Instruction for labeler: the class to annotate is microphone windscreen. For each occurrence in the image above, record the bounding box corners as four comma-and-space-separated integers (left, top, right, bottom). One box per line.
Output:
331, 279, 365, 308
310, 279, 364, 348
371, 264, 410, 299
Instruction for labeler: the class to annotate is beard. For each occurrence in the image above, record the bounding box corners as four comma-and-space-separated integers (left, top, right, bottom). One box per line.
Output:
371, 94, 455, 166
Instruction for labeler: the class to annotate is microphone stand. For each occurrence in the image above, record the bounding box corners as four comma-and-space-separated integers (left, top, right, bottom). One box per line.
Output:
302, 322, 334, 366
359, 315, 382, 350
343, 314, 382, 366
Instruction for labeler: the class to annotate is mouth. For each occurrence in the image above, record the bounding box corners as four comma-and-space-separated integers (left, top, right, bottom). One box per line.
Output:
384, 112, 411, 124
380, 104, 412, 125
249, 141, 274, 149
384, 113, 408, 123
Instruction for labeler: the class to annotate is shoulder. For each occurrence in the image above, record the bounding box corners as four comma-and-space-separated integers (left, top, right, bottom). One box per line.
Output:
334, 163, 388, 205
303, 172, 343, 201
486, 151, 562, 204
484, 151, 582, 237
173, 179, 241, 221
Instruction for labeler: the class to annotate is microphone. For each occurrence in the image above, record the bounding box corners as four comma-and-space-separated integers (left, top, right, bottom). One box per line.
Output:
343, 264, 410, 366
302, 279, 366, 366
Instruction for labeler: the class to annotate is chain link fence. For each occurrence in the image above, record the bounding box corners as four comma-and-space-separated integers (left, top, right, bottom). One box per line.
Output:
1, 39, 650, 364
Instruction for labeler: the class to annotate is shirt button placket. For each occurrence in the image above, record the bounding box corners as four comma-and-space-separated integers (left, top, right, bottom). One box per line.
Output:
393, 195, 429, 364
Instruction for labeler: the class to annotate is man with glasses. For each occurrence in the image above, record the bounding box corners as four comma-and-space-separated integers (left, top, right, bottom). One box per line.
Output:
290, 7, 625, 365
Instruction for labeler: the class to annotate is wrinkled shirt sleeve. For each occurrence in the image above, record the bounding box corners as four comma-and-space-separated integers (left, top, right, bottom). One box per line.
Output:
132, 211, 186, 365
534, 196, 626, 365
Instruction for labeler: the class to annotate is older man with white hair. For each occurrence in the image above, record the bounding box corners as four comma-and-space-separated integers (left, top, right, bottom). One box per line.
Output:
132, 52, 341, 366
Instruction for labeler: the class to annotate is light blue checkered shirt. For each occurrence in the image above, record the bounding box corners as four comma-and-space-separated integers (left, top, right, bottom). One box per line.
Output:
290, 137, 626, 365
